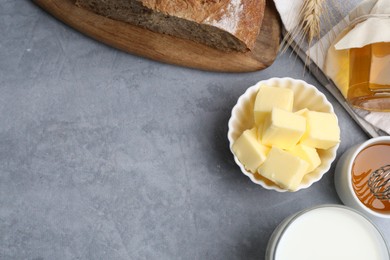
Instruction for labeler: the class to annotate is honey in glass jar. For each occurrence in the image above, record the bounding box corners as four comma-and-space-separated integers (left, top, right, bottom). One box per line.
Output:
348, 42, 390, 111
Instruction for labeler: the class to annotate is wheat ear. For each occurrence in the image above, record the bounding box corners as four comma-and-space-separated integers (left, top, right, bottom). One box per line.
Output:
280, 0, 325, 54
301, 0, 324, 46
279, 0, 326, 69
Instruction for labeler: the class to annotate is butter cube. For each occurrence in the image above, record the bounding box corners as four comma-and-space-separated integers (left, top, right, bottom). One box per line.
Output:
300, 110, 340, 149
262, 108, 306, 150
288, 144, 321, 173
254, 86, 294, 125
258, 147, 309, 191
232, 127, 270, 173
294, 108, 309, 116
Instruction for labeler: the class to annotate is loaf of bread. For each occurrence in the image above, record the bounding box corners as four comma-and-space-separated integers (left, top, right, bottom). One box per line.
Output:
75, 0, 266, 52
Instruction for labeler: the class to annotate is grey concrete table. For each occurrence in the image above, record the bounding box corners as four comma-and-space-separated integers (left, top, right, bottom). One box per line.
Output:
1, 1, 388, 259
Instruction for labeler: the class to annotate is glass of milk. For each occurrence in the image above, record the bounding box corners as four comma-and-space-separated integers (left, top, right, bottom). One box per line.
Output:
266, 205, 389, 260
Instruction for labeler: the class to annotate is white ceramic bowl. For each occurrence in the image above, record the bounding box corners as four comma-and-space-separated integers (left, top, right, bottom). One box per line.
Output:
265, 204, 389, 260
334, 136, 390, 219
227, 77, 339, 192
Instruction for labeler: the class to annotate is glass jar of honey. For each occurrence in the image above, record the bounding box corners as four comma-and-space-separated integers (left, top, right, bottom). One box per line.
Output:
348, 42, 390, 111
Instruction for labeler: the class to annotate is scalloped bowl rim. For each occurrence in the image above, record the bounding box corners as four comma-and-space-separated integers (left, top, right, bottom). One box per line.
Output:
227, 77, 339, 192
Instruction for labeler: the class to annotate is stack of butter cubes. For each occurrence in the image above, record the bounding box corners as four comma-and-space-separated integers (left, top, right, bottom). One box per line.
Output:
232, 85, 340, 191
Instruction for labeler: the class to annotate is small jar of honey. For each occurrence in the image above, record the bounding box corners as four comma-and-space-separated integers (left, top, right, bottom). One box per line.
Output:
348, 42, 390, 111
335, 136, 390, 218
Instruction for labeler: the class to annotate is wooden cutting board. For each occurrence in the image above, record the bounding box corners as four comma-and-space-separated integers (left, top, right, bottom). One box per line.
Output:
33, 0, 281, 72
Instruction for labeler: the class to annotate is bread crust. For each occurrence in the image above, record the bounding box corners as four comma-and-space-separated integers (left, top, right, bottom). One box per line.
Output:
76, 0, 265, 51
141, 0, 265, 50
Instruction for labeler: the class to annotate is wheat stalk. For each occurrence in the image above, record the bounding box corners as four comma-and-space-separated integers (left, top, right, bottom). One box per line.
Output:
300, 0, 324, 45
281, 0, 326, 53
300, 0, 324, 66
280, 0, 328, 68
300, 0, 324, 46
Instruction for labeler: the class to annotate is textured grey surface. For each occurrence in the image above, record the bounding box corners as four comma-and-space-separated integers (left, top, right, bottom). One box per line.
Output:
0, 1, 388, 259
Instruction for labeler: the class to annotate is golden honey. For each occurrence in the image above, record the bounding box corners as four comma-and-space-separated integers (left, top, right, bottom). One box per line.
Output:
348, 42, 390, 111
352, 143, 390, 214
